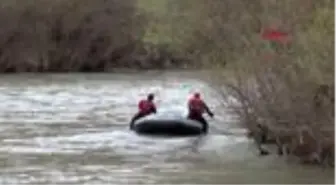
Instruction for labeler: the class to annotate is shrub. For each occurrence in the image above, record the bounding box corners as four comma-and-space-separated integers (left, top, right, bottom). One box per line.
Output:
0, 0, 147, 72
202, 0, 334, 166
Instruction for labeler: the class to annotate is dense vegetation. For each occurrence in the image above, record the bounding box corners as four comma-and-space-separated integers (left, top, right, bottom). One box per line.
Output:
0, 0, 182, 72
192, 0, 334, 166
0, 0, 334, 166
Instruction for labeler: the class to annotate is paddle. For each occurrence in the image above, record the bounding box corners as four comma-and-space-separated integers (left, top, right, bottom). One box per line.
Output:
208, 115, 243, 136
208, 116, 229, 135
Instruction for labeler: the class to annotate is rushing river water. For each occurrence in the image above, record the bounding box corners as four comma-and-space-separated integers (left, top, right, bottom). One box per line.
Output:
0, 72, 333, 184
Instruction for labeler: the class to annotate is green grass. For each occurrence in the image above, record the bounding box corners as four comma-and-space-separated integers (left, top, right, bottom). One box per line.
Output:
137, 0, 204, 55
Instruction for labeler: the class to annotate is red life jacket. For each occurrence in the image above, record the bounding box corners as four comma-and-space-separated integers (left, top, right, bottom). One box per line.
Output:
188, 97, 205, 114
138, 99, 155, 114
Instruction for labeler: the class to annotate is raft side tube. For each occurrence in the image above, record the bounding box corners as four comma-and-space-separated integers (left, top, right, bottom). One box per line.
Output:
132, 110, 203, 136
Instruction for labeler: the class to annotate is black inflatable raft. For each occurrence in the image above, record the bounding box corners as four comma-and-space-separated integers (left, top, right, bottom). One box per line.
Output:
131, 110, 203, 136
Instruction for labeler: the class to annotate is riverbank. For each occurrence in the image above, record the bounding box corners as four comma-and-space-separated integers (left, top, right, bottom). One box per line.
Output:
0, 0, 197, 72
0, 0, 332, 72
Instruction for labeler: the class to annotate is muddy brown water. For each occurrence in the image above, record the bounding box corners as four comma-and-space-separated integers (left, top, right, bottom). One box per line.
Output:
0, 72, 333, 184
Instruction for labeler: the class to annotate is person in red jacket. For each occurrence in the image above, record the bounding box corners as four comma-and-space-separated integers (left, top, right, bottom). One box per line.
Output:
130, 93, 157, 130
187, 92, 214, 133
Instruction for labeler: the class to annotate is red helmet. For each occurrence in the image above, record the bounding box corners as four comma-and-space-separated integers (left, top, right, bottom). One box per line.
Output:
193, 92, 200, 98
147, 93, 154, 100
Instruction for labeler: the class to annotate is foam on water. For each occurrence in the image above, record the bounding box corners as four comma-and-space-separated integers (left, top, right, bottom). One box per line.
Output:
0, 73, 332, 185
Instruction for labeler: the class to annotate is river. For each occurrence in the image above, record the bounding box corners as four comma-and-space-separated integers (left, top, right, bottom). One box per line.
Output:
0, 72, 333, 184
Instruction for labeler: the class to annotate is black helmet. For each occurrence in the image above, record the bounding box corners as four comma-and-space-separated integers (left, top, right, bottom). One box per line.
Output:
147, 93, 154, 100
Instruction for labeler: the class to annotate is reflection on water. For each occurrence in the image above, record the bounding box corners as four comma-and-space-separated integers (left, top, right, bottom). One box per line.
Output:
0, 73, 333, 184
